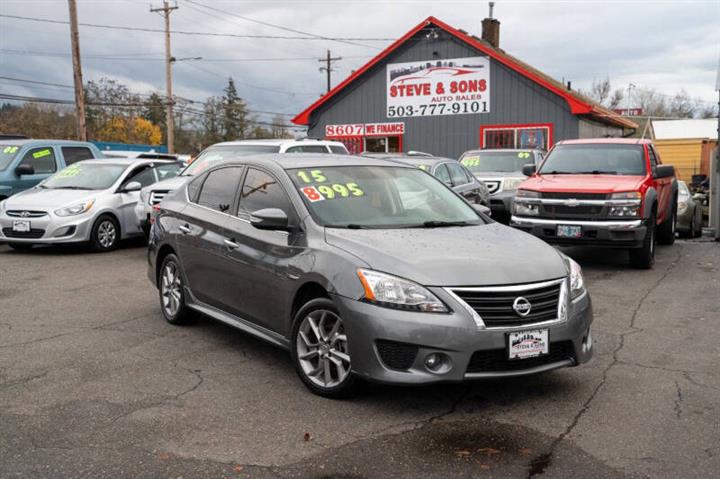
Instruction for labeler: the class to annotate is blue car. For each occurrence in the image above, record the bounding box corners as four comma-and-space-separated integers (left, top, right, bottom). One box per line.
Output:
0, 139, 104, 200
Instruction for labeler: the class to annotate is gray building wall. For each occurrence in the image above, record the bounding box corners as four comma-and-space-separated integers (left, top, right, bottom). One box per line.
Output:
307, 28, 580, 159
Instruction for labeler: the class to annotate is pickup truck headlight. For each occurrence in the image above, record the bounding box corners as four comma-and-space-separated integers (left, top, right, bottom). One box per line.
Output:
357, 269, 448, 313
608, 191, 641, 218
503, 177, 525, 191
55, 199, 95, 217
513, 189, 540, 216
568, 257, 586, 300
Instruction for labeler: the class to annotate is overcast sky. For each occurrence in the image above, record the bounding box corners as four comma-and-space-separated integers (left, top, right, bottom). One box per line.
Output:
1, 0, 718, 129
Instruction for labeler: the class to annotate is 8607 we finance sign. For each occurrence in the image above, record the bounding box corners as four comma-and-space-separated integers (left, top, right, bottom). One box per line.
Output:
386, 57, 490, 118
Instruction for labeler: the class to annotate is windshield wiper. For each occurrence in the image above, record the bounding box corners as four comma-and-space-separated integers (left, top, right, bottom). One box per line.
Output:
578, 170, 617, 175
326, 223, 368, 229
415, 220, 474, 228
541, 170, 575, 175
53, 186, 92, 190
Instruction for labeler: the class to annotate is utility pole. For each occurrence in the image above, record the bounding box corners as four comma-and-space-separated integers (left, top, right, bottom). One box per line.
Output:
151, 1, 178, 154
67, 0, 87, 141
318, 50, 342, 94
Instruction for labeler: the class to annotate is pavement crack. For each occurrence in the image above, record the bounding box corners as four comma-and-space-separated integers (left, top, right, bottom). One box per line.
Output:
0, 371, 49, 390
673, 381, 683, 419
527, 246, 683, 478
174, 368, 205, 398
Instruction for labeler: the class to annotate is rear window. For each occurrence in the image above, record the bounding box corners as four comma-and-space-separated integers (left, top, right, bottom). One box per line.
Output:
539, 144, 646, 176
285, 145, 330, 153
329, 145, 348, 155
61, 146, 95, 165
183, 145, 280, 176
196, 166, 244, 213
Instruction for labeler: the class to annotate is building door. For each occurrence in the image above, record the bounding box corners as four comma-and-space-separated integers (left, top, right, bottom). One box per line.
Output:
364, 136, 401, 153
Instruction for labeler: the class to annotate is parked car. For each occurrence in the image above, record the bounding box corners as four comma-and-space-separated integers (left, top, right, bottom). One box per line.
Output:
459, 148, 545, 223
0, 158, 179, 251
511, 139, 677, 269
362, 152, 490, 207
0, 139, 104, 200
101, 151, 179, 161
148, 154, 593, 398
676, 180, 703, 238
135, 139, 350, 234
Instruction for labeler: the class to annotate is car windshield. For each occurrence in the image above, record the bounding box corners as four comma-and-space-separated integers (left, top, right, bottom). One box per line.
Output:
539, 144, 646, 175
0, 144, 22, 171
288, 166, 483, 229
155, 162, 183, 180
41, 163, 127, 190
460, 151, 535, 173
182, 145, 280, 176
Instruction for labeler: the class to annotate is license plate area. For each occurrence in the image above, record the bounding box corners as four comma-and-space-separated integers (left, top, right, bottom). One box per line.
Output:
12, 220, 31, 232
557, 224, 582, 238
508, 329, 549, 360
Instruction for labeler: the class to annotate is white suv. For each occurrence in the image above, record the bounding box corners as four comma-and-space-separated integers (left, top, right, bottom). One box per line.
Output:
135, 139, 349, 235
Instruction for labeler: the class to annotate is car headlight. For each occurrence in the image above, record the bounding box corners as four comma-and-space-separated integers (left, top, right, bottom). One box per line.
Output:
568, 257, 585, 300
503, 177, 525, 191
513, 189, 540, 216
356, 269, 448, 313
0, 199, 6, 215
608, 191, 641, 218
54, 199, 95, 217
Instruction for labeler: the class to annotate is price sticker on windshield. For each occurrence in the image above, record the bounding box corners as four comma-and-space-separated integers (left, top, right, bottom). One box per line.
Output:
300, 186, 325, 202
3, 146, 19, 154
461, 156, 480, 167
299, 183, 364, 201
33, 149, 52, 159
518, 152, 531, 159
57, 165, 82, 178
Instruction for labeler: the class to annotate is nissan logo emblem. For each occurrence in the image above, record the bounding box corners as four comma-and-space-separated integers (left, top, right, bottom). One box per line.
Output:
512, 297, 532, 317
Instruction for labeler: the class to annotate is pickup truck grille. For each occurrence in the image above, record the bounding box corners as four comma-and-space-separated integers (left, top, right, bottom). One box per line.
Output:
542, 204, 604, 217
541, 192, 609, 200
149, 190, 171, 205
451, 280, 563, 328
483, 180, 501, 194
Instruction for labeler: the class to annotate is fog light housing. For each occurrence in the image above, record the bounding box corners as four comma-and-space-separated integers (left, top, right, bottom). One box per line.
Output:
424, 353, 451, 374
53, 225, 76, 237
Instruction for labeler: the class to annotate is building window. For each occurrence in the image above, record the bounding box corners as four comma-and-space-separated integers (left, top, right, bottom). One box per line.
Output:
481, 123, 552, 150
365, 136, 401, 153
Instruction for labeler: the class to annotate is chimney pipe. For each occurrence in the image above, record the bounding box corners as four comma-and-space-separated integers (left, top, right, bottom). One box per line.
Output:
482, 2, 500, 48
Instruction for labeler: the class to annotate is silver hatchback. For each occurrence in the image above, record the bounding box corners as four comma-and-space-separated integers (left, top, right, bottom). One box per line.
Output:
0, 158, 178, 251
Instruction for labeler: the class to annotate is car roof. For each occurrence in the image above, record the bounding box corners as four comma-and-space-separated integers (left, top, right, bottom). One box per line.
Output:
463, 148, 544, 154
73, 158, 176, 167
556, 138, 651, 145
212, 153, 414, 170
381, 156, 454, 167
0, 139, 97, 147
213, 138, 345, 147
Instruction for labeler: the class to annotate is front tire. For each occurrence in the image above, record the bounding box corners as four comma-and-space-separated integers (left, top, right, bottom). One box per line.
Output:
291, 298, 357, 398
90, 214, 120, 252
158, 254, 193, 325
629, 213, 656, 269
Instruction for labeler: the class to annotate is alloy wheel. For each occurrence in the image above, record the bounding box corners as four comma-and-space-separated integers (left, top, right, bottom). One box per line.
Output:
296, 310, 351, 388
97, 220, 117, 248
161, 261, 182, 317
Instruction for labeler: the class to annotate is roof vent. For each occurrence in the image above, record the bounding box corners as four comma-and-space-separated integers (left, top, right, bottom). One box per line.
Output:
482, 2, 500, 48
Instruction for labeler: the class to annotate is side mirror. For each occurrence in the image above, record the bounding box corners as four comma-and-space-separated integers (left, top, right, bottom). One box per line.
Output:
250, 208, 290, 231
654, 165, 675, 179
522, 164, 536, 176
473, 204, 492, 217
122, 181, 142, 193
15, 164, 35, 176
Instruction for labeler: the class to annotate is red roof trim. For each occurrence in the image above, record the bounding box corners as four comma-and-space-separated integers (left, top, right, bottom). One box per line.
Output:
293, 16, 631, 129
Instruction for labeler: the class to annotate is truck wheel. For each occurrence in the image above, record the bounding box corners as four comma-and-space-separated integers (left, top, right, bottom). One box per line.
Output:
657, 202, 676, 245
629, 214, 656, 269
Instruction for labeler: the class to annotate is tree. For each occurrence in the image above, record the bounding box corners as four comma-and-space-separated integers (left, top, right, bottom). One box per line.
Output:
581, 77, 626, 110
222, 78, 248, 141
131, 117, 162, 145
84, 78, 141, 139
142, 92, 166, 140
201, 96, 224, 145
0, 102, 76, 139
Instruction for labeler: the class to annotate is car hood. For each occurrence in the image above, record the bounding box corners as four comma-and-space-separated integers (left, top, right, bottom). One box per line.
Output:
5, 188, 98, 210
475, 172, 524, 179
521, 174, 646, 194
324, 223, 567, 287
142, 175, 188, 194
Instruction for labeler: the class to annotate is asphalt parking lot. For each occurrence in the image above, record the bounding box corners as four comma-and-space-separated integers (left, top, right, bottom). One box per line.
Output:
1, 238, 718, 478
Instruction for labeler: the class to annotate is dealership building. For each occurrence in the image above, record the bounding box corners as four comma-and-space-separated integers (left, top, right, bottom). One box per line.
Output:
292, 15, 638, 158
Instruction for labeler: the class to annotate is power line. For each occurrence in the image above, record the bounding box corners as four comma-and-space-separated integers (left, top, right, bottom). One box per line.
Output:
0, 13, 394, 42
0, 76, 73, 89
183, 0, 380, 50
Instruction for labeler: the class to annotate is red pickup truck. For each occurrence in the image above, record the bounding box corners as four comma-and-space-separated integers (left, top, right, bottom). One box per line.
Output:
511, 139, 677, 268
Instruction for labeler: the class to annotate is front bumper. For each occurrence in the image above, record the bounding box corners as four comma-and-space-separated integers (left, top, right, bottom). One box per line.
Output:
333, 287, 593, 385
510, 216, 647, 248
487, 191, 515, 222
0, 212, 95, 244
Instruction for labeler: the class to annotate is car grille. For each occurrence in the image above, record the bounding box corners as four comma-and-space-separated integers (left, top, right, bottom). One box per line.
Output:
6, 210, 48, 218
451, 281, 563, 327
376, 340, 418, 370
541, 204, 604, 217
541, 192, 608, 200
2, 228, 45, 239
149, 190, 171, 205
483, 180, 501, 194
466, 341, 575, 373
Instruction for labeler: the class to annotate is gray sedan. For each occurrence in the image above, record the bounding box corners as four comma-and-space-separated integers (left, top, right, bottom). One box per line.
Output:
0, 158, 177, 251
676, 181, 703, 238
148, 154, 593, 398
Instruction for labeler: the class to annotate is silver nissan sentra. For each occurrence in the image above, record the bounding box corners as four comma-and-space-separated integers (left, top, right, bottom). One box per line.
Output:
0, 158, 178, 251
148, 154, 593, 398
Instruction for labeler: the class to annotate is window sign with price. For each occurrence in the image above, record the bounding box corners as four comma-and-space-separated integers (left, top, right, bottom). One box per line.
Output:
386, 56, 490, 118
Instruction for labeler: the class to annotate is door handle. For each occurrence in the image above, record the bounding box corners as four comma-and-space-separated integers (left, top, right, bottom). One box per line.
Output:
224, 239, 240, 250
178, 224, 192, 234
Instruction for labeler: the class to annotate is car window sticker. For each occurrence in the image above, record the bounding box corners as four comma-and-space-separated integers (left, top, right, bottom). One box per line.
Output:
33, 149, 52, 159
